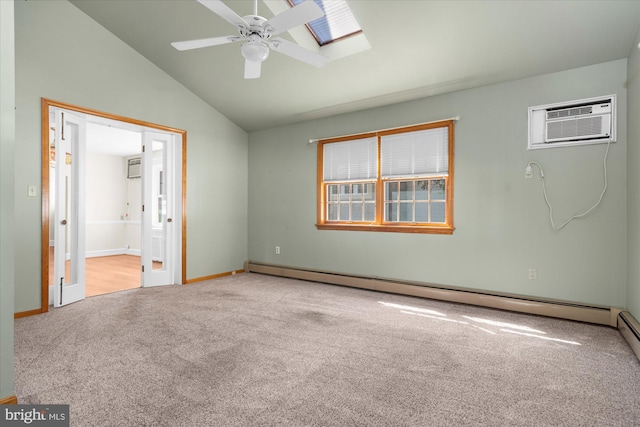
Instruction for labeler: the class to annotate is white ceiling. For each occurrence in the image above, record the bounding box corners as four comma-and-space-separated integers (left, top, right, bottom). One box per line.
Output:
86, 122, 141, 157
70, 0, 640, 132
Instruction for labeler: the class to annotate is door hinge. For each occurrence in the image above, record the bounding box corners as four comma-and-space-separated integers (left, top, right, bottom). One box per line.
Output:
61, 112, 65, 141
142, 265, 145, 272
142, 204, 144, 212
142, 145, 145, 152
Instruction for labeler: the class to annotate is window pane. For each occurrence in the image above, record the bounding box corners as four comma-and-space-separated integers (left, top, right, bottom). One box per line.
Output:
431, 179, 446, 200
320, 120, 454, 232
364, 183, 375, 200
328, 184, 339, 201
351, 203, 363, 221
328, 204, 338, 221
431, 202, 446, 223
340, 184, 350, 201
351, 183, 363, 201
399, 202, 412, 222
415, 180, 429, 200
400, 181, 412, 200
364, 202, 375, 221
386, 202, 398, 221
385, 181, 398, 201
339, 203, 349, 220
415, 202, 428, 222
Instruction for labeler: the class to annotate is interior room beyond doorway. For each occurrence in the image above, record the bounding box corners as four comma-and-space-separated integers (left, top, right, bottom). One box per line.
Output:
41, 98, 187, 312
48, 118, 145, 298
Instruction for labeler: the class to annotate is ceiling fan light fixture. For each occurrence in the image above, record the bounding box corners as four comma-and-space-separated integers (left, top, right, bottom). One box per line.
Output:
173, 0, 329, 77
241, 40, 270, 63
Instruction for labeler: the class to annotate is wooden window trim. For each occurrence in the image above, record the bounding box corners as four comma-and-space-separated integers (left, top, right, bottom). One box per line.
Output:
316, 120, 455, 234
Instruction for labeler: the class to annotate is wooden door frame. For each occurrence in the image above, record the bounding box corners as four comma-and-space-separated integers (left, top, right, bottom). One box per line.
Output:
40, 98, 187, 313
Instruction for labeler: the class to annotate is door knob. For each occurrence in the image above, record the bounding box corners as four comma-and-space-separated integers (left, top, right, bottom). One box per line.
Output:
167, 218, 172, 223
61, 219, 67, 225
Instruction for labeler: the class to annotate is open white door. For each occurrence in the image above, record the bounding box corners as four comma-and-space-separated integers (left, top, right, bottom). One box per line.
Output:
142, 131, 175, 287
53, 110, 86, 307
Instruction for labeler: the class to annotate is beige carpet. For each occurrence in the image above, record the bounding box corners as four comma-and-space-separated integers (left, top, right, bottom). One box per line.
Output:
14, 273, 640, 426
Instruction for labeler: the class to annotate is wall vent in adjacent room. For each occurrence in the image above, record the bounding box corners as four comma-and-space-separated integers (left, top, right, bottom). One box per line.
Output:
528, 95, 616, 150
127, 158, 141, 178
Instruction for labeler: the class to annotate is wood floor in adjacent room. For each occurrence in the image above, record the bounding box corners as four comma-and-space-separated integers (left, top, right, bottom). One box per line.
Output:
84, 254, 142, 297
49, 254, 142, 297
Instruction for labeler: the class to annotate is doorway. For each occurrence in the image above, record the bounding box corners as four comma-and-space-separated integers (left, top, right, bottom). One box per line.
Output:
41, 99, 187, 311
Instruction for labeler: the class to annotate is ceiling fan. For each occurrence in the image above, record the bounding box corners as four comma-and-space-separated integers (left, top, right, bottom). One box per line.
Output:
172, 0, 329, 79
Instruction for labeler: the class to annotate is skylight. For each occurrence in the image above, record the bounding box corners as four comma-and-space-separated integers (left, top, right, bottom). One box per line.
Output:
289, 0, 362, 46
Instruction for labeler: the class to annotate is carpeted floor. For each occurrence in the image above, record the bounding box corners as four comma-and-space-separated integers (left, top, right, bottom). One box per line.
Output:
14, 273, 640, 426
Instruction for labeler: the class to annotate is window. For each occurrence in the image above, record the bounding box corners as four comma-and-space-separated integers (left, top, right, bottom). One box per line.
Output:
317, 120, 455, 234
289, 0, 362, 46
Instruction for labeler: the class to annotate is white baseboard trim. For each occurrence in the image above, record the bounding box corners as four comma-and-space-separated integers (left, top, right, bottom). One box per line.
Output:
85, 220, 142, 225
85, 249, 141, 258
86, 248, 129, 258
245, 261, 620, 327
52, 249, 141, 259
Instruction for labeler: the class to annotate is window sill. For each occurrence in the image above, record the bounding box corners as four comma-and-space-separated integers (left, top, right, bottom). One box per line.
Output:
316, 223, 454, 235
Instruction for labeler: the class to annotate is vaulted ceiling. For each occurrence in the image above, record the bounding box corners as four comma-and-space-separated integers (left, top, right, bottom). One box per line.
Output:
70, 0, 640, 132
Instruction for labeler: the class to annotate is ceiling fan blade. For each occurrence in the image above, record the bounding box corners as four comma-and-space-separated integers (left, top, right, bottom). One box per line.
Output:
171, 35, 239, 51
197, 0, 248, 29
265, 0, 324, 36
268, 38, 328, 68
244, 59, 262, 79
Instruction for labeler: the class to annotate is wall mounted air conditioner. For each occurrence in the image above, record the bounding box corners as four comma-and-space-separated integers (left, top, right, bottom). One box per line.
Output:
127, 157, 141, 178
528, 95, 616, 150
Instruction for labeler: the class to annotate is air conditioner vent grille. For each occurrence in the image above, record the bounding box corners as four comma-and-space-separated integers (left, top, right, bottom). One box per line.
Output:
546, 116, 604, 141
529, 95, 616, 149
547, 106, 593, 120
127, 157, 141, 179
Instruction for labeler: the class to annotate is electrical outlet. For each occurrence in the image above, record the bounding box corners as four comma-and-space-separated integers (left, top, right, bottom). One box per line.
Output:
275, 246, 280, 255
528, 268, 538, 280
524, 165, 532, 179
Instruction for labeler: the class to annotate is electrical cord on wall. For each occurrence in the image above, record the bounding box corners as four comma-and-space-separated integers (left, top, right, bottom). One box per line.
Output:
526, 139, 611, 231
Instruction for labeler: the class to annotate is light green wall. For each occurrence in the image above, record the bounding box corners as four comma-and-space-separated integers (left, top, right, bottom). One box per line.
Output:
628, 19, 640, 319
1, 0, 15, 400
14, 0, 248, 312
249, 60, 628, 308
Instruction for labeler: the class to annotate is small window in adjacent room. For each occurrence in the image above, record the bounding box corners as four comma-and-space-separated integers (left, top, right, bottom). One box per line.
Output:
317, 120, 455, 234
289, 0, 362, 45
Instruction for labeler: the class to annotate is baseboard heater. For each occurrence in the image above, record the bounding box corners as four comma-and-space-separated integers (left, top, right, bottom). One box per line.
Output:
244, 261, 620, 327
618, 311, 640, 360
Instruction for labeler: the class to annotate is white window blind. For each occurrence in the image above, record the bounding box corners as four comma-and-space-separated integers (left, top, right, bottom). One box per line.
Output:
381, 128, 448, 179
290, 0, 362, 46
323, 137, 377, 182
